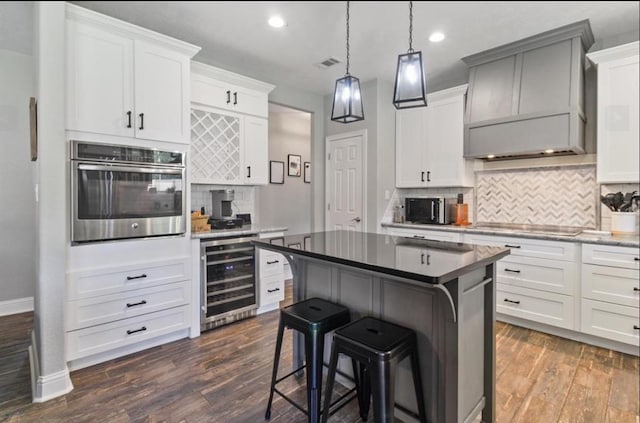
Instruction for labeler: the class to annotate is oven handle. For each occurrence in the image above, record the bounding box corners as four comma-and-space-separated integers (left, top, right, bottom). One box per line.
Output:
77, 163, 184, 175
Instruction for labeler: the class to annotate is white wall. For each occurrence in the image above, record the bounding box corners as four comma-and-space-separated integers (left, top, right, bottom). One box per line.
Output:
257, 107, 311, 235
269, 85, 325, 231
0, 49, 35, 304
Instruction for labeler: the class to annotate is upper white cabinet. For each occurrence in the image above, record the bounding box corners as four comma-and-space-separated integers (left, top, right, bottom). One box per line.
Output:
65, 4, 200, 144
588, 41, 640, 183
396, 84, 477, 188
190, 62, 274, 185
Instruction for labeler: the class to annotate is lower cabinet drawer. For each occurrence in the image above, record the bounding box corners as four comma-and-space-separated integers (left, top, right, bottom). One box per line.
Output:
386, 227, 463, 243
497, 285, 574, 329
260, 274, 284, 305
66, 305, 190, 360
66, 281, 190, 331
582, 264, 640, 308
497, 256, 577, 295
581, 299, 640, 346
260, 250, 285, 278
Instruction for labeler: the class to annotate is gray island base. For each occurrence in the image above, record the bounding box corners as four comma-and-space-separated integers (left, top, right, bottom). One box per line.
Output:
253, 231, 510, 423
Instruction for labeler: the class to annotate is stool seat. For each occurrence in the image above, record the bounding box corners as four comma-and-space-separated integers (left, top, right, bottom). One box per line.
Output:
336, 317, 414, 355
322, 317, 427, 423
283, 298, 350, 332
265, 298, 355, 423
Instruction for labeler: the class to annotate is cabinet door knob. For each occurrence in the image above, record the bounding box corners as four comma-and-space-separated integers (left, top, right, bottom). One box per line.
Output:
126, 111, 132, 128
226, 90, 231, 104
427, 171, 431, 182
233, 92, 238, 105
421, 171, 425, 182
634, 325, 640, 330
138, 113, 144, 130
247, 166, 251, 178
633, 287, 640, 292
634, 257, 639, 261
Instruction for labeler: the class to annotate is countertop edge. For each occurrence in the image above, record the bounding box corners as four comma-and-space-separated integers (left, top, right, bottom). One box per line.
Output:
191, 226, 288, 239
381, 222, 640, 248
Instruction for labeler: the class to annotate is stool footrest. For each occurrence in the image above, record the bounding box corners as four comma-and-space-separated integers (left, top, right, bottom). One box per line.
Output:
275, 365, 306, 385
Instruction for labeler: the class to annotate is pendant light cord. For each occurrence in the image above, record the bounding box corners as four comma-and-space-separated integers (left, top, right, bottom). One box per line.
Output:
346, 1, 351, 75
408, 1, 414, 52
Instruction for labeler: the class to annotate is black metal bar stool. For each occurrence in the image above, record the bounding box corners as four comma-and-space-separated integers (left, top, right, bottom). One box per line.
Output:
321, 316, 427, 423
265, 297, 357, 423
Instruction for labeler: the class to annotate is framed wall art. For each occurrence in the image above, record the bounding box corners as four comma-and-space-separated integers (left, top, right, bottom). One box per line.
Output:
303, 162, 311, 183
288, 154, 301, 177
269, 160, 284, 184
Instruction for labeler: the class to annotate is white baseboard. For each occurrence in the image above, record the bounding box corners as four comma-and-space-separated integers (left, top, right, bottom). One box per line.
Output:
29, 330, 74, 403
257, 303, 280, 315
0, 296, 34, 316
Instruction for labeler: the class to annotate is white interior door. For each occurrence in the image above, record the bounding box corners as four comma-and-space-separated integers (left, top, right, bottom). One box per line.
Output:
326, 131, 366, 232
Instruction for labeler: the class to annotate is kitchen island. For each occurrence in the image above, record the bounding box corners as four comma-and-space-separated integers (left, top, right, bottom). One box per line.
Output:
253, 230, 510, 423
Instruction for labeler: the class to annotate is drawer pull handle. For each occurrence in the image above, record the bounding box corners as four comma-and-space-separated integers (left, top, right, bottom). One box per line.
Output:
267, 260, 280, 264
413, 235, 425, 239
126, 326, 147, 335
505, 268, 521, 274
504, 298, 520, 305
505, 244, 521, 249
267, 288, 280, 293
634, 325, 640, 330
635, 258, 640, 261
127, 274, 147, 280
126, 300, 147, 308
634, 287, 640, 292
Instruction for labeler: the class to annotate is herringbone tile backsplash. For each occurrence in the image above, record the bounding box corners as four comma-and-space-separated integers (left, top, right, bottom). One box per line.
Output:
476, 165, 597, 228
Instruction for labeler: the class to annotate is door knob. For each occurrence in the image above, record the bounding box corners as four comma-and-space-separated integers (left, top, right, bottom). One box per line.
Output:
352, 217, 361, 223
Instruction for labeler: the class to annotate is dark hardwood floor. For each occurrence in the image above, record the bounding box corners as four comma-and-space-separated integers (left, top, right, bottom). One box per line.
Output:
1, 283, 638, 422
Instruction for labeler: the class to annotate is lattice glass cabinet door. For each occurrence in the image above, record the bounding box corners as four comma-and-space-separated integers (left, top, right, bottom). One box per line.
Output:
191, 107, 243, 184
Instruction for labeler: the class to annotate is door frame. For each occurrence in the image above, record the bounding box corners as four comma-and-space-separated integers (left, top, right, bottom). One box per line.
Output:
325, 129, 368, 232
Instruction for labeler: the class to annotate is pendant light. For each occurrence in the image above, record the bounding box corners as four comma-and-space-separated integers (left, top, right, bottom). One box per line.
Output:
331, 1, 364, 123
393, 1, 427, 109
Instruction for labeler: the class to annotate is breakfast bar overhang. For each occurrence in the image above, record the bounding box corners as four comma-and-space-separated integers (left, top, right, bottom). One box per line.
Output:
253, 230, 510, 423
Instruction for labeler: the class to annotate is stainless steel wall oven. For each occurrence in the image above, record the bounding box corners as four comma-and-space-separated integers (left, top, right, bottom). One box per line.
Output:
71, 141, 186, 243
200, 235, 258, 331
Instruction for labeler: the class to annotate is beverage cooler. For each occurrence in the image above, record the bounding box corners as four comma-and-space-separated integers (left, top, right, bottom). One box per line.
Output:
200, 235, 258, 331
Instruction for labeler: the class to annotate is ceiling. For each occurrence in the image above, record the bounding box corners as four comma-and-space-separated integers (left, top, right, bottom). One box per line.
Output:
10, 2, 640, 95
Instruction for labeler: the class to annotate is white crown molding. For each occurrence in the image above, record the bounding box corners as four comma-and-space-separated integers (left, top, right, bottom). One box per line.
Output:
66, 3, 201, 58
427, 84, 468, 103
192, 61, 275, 94
587, 41, 640, 64
0, 297, 34, 316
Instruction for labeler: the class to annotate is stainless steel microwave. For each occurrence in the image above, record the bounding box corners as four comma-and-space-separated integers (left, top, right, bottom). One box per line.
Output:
70, 141, 186, 243
405, 197, 455, 225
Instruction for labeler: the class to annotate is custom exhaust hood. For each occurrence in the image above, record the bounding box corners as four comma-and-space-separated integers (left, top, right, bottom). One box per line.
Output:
461, 20, 594, 160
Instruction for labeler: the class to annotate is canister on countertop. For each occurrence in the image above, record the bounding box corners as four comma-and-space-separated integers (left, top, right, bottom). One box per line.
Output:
454, 193, 469, 226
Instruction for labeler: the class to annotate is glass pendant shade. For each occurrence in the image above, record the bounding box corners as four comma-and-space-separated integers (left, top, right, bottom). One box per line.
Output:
331, 74, 364, 123
393, 50, 427, 109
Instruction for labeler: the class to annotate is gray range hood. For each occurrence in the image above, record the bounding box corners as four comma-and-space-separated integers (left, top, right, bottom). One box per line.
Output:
462, 20, 594, 160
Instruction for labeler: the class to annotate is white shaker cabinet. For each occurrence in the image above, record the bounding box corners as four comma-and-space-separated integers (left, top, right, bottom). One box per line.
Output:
396, 84, 476, 188
190, 62, 274, 185
65, 4, 200, 144
588, 41, 640, 183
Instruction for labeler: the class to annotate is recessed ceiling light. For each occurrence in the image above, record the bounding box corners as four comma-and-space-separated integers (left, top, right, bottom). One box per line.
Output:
429, 32, 445, 43
487, 154, 495, 159
268, 16, 286, 28
544, 149, 555, 154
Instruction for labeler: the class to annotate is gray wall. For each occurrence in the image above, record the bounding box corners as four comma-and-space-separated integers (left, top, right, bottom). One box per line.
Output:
269, 85, 325, 231
257, 108, 311, 235
0, 5, 35, 303
324, 79, 396, 233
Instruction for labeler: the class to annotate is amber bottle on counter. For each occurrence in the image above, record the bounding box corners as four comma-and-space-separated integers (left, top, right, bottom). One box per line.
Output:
455, 193, 469, 226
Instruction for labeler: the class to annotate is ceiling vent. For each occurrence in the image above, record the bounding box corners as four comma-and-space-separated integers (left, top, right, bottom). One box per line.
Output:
314, 57, 341, 69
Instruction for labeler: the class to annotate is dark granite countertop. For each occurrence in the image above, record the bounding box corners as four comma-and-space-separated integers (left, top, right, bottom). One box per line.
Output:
252, 230, 509, 285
